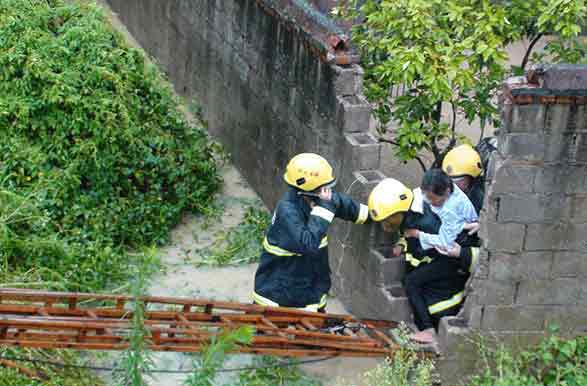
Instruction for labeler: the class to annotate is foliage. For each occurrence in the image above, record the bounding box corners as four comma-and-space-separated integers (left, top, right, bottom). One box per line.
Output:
0, 185, 143, 292
184, 326, 254, 386
235, 356, 322, 386
470, 327, 587, 386
0, 348, 104, 386
0, 0, 220, 291
335, 0, 587, 169
114, 253, 157, 386
337, 323, 434, 386
505, 0, 587, 73
195, 205, 270, 267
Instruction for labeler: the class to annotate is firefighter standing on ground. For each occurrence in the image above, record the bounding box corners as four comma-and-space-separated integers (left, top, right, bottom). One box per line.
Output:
253, 153, 369, 312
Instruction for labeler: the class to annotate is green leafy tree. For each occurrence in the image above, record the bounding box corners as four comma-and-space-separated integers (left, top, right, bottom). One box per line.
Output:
505, 0, 587, 73
336, 0, 586, 169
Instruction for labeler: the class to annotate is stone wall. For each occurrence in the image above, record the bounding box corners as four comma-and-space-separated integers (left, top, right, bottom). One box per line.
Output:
438, 65, 587, 383
103, 0, 412, 318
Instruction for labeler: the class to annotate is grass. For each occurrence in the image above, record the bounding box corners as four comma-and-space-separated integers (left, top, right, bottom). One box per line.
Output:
194, 205, 271, 267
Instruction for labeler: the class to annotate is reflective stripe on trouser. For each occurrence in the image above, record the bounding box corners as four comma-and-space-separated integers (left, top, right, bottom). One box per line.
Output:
263, 237, 328, 256
252, 291, 327, 312
428, 291, 465, 314
405, 258, 467, 330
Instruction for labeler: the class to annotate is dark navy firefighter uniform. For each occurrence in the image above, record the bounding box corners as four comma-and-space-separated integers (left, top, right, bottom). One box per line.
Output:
253, 187, 369, 311
399, 190, 481, 330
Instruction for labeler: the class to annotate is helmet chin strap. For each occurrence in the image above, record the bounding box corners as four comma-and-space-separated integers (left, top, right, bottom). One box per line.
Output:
297, 191, 321, 199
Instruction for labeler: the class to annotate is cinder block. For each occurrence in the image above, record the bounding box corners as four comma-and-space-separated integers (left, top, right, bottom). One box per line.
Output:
470, 279, 516, 305
534, 165, 587, 194
343, 132, 381, 171
568, 195, 587, 223
516, 279, 586, 305
489, 252, 553, 281
544, 133, 577, 163
525, 222, 587, 251
345, 170, 386, 204
502, 133, 545, 162
336, 95, 371, 133
490, 161, 537, 194
544, 104, 572, 132
576, 134, 587, 163
437, 317, 476, 356
367, 286, 412, 323
332, 64, 364, 96
503, 104, 546, 133
481, 221, 525, 253
481, 305, 548, 331
496, 193, 568, 223
546, 306, 587, 332
552, 251, 587, 278
483, 305, 587, 334
365, 248, 405, 287
576, 105, 587, 131
460, 304, 483, 329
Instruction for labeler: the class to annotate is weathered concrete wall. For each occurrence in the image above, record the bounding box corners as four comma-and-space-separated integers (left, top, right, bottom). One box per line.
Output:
103, 0, 411, 319
438, 65, 587, 383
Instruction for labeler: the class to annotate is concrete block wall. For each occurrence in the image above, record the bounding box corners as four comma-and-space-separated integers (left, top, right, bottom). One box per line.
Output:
438, 65, 587, 384
103, 0, 413, 321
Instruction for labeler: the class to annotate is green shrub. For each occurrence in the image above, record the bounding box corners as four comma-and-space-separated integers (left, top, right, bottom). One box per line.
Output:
0, 348, 104, 386
0, 0, 220, 291
235, 356, 322, 386
470, 328, 587, 386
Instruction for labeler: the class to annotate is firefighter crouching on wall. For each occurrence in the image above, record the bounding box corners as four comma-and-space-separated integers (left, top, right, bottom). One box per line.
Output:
368, 177, 480, 344
253, 153, 370, 312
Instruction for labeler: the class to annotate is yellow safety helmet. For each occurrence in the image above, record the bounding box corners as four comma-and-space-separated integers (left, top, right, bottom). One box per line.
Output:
442, 144, 483, 178
368, 178, 414, 222
283, 153, 336, 192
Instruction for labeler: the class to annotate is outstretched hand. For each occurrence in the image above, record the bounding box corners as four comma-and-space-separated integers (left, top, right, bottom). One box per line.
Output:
463, 222, 480, 235
435, 243, 461, 257
391, 244, 404, 257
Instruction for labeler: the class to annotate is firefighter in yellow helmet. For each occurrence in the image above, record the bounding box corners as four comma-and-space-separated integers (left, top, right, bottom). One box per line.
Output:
368, 177, 479, 344
253, 153, 369, 312
441, 141, 498, 257
442, 144, 484, 213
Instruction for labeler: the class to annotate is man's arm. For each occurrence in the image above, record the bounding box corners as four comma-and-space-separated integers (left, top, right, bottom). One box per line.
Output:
331, 191, 370, 225
417, 209, 463, 250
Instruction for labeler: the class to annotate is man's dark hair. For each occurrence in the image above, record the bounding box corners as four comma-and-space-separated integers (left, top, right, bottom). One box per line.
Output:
421, 168, 453, 196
